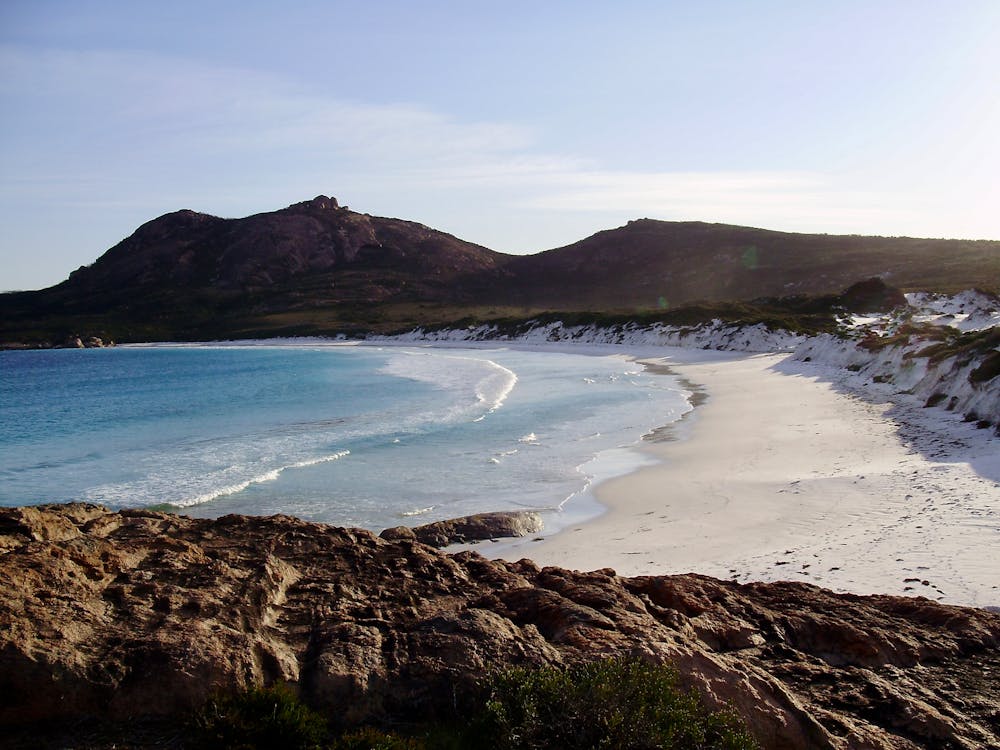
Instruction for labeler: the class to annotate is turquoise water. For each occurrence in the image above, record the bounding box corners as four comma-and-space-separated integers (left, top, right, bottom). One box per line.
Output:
0, 343, 689, 531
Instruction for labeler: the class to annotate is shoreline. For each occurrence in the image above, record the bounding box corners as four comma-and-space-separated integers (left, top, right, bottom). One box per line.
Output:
7, 337, 999, 608
2, 340, 693, 538
489, 350, 1000, 609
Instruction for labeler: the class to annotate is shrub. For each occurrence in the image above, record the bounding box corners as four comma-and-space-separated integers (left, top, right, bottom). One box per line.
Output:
186, 662, 757, 750
969, 350, 1000, 384
188, 681, 327, 750
328, 724, 476, 750
465, 658, 758, 750
330, 726, 428, 750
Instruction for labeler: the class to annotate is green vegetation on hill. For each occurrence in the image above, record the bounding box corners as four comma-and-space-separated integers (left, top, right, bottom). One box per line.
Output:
466, 658, 757, 750
858, 319, 1000, 371
919, 326, 1000, 372
417, 279, 910, 339
190, 682, 328, 750
185, 660, 758, 750
0, 281, 906, 347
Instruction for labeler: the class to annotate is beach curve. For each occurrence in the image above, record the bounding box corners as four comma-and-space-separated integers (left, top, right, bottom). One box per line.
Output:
492, 349, 1000, 609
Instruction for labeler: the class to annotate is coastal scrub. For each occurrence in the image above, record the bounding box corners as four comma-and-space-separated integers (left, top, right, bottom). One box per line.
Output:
467, 658, 759, 750
189, 682, 328, 750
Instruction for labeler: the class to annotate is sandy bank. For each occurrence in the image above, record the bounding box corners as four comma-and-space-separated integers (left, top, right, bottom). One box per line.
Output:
495, 351, 1000, 608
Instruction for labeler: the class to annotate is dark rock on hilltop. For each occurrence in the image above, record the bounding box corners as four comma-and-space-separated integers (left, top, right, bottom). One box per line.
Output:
2, 504, 998, 749
837, 277, 908, 312
380, 510, 544, 547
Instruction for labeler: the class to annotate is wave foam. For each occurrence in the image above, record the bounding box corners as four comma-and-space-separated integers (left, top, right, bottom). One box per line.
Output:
380, 350, 517, 421
178, 450, 352, 507
475, 359, 518, 413
91, 450, 351, 509
400, 505, 435, 517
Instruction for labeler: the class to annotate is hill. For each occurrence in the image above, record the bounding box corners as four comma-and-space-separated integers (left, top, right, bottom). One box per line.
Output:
2, 197, 998, 345
57, 195, 508, 300
0, 196, 511, 343
500, 219, 1000, 310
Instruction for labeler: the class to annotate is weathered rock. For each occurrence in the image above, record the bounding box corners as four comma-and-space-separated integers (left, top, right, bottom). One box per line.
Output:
381, 510, 544, 547
56, 335, 111, 349
1, 504, 999, 750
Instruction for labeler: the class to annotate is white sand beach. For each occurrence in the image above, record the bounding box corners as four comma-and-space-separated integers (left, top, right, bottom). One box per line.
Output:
493, 350, 1000, 609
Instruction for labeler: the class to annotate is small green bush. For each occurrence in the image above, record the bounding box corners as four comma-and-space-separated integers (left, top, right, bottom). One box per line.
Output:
186, 662, 757, 750
188, 681, 327, 750
330, 726, 428, 750
466, 658, 758, 750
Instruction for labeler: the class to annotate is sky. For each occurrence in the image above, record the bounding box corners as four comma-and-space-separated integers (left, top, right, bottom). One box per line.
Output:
2, 1, 999, 291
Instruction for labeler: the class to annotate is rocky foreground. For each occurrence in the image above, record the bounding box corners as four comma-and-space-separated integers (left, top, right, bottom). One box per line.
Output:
1, 505, 999, 749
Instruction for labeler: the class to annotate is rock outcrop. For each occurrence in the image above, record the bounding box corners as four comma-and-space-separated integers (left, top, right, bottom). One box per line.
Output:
2, 504, 999, 749
380, 510, 544, 547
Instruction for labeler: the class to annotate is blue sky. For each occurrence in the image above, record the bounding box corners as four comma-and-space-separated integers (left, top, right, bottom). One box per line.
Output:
2, 1, 999, 290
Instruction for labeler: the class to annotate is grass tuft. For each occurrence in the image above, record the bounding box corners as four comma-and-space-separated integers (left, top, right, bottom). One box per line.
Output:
188, 682, 327, 750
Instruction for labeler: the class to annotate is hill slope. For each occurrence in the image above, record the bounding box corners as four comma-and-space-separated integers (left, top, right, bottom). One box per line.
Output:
501, 219, 1000, 309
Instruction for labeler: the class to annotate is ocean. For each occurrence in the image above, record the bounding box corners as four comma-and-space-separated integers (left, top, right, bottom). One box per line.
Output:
0, 342, 690, 534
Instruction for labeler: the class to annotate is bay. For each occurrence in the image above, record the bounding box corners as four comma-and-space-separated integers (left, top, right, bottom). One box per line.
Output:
0, 342, 690, 533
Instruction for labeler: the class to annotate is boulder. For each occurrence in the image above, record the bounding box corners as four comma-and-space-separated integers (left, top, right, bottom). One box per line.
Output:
381, 510, 544, 547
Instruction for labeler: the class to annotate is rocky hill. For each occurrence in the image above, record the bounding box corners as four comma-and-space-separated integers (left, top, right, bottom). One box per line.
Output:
0, 196, 511, 344
2, 504, 999, 749
58, 196, 508, 300
2, 196, 999, 346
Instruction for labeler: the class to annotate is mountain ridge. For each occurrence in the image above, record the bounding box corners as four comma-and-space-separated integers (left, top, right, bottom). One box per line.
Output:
2, 195, 999, 345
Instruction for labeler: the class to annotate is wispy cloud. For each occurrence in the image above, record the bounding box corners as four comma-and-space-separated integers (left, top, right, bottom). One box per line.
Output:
0, 44, 984, 246
518, 171, 910, 229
